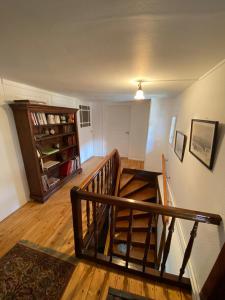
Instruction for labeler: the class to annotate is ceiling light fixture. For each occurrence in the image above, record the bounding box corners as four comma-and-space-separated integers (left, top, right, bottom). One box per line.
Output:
134, 80, 145, 100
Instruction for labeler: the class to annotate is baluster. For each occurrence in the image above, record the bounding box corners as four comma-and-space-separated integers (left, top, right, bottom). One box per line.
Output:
179, 221, 198, 280
107, 160, 110, 194
97, 173, 100, 194
101, 169, 103, 194
96, 173, 100, 208
86, 185, 91, 231
156, 222, 167, 269
111, 157, 115, 189
126, 209, 133, 268
71, 188, 83, 257
160, 217, 176, 277
109, 205, 115, 262
109, 159, 112, 194
92, 179, 95, 193
106, 162, 109, 195
143, 214, 153, 272
93, 201, 98, 257
104, 165, 107, 194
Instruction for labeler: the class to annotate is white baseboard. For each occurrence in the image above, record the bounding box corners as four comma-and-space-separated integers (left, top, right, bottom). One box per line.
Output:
167, 182, 200, 300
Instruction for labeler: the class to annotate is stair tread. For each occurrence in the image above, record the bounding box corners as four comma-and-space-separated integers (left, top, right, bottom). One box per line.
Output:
120, 173, 135, 190
116, 217, 156, 229
117, 209, 149, 218
126, 186, 157, 201
114, 231, 156, 245
120, 179, 149, 197
113, 245, 155, 262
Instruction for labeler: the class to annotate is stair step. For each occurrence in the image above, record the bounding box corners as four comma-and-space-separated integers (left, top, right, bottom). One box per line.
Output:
126, 186, 157, 202
113, 244, 155, 264
120, 179, 149, 197
114, 231, 156, 246
115, 217, 156, 229
120, 173, 135, 190
117, 209, 149, 218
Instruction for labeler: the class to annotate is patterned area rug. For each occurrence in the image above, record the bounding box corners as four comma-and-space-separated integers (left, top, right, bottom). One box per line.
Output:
0, 243, 75, 299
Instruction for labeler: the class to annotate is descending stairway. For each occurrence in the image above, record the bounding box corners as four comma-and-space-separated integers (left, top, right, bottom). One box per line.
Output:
112, 168, 158, 268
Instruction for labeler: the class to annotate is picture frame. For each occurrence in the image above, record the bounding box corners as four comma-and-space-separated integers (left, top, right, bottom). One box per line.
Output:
174, 131, 186, 162
189, 119, 218, 170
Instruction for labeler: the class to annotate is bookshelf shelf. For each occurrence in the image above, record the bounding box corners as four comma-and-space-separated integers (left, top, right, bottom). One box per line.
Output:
34, 122, 74, 127
10, 102, 82, 202
42, 156, 77, 173
35, 132, 76, 142
40, 144, 77, 159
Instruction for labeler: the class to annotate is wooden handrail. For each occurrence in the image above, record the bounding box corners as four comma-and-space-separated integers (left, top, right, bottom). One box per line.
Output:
79, 149, 119, 190
72, 190, 222, 225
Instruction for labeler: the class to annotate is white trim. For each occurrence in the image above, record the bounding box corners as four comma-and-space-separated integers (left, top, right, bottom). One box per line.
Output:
167, 181, 200, 300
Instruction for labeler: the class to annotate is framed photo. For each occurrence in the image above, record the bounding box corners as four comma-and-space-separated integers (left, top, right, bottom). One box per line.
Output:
174, 131, 186, 162
189, 119, 218, 170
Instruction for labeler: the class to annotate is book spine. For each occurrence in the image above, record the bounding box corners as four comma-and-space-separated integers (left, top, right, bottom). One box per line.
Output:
42, 113, 47, 125
33, 113, 38, 125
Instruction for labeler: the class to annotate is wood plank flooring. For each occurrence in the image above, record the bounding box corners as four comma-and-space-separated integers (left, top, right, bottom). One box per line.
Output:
0, 156, 192, 300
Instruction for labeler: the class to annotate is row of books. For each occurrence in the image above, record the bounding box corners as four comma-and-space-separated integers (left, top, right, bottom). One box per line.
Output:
66, 135, 76, 146
31, 112, 75, 126
41, 175, 60, 192
59, 156, 80, 177
31, 112, 48, 125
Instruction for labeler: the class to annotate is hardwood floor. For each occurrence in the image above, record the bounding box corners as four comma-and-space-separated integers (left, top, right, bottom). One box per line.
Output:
0, 156, 191, 300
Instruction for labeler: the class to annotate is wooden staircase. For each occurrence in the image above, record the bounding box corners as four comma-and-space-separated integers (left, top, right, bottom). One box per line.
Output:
112, 168, 158, 268
71, 149, 222, 291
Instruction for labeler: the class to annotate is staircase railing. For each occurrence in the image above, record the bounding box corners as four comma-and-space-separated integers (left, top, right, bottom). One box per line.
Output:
71, 150, 222, 290
71, 149, 121, 256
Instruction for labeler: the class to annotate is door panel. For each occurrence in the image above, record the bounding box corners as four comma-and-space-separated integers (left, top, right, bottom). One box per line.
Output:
104, 104, 131, 157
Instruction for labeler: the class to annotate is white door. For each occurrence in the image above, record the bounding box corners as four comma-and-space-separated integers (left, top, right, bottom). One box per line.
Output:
104, 104, 131, 157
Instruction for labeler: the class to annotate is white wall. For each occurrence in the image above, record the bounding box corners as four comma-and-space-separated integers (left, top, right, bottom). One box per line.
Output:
144, 98, 177, 172
143, 62, 225, 297
166, 62, 225, 293
0, 78, 93, 221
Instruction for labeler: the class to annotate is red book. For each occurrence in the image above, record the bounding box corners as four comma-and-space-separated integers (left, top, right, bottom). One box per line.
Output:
59, 161, 72, 177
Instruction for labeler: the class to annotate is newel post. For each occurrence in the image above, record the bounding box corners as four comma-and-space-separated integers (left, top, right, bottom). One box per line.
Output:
71, 187, 83, 258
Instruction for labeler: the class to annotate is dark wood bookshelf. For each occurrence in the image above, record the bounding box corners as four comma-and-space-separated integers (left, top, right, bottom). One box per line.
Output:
10, 102, 82, 202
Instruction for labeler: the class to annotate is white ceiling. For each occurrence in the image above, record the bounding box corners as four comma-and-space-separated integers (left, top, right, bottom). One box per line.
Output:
0, 0, 225, 101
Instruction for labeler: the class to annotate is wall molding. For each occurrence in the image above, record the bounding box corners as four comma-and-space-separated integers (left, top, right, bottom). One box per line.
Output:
167, 181, 200, 300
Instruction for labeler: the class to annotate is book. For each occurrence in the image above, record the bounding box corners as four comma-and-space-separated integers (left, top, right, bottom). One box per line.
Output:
41, 175, 49, 192
47, 177, 60, 188
59, 161, 72, 177
33, 113, 38, 125
41, 113, 47, 125
41, 148, 59, 156
36, 113, 43, 125
30, 113, 36, 125
43, 160, 60, 171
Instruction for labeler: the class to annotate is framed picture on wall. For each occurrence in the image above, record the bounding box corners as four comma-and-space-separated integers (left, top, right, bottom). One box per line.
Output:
189, 119, 218, 170
174, 131, 186, 162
